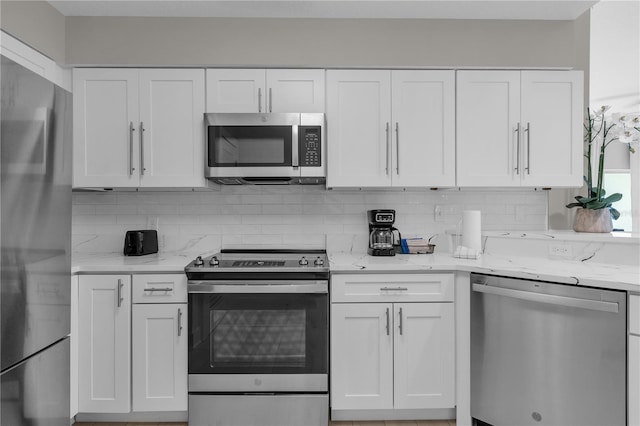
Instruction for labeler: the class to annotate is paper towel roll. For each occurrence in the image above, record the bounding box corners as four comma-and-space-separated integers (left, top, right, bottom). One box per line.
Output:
461, 210, 482, 251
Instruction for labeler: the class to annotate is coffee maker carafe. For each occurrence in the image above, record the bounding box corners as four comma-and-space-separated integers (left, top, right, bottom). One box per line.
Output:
368, 209, 397, 256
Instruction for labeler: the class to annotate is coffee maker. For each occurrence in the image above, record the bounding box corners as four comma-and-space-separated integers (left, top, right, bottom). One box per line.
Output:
367, 209, 400, 256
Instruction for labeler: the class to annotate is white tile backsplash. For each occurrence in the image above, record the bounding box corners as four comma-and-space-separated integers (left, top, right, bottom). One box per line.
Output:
72, 186, 549, 254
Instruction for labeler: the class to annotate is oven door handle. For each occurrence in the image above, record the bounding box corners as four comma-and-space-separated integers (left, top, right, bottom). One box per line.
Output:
188, 280, 328, 294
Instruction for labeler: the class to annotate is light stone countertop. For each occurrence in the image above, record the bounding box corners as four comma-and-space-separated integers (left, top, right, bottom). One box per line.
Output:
72, 250, 640, 293
329, 252, 640, 293
72, 252, 195, 274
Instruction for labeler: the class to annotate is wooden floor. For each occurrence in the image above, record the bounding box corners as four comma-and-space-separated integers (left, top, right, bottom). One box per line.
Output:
73, 421, 455, 426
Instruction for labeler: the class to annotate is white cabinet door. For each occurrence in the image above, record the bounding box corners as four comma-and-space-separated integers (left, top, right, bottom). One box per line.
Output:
70, 276, 78, 418
266, 69, 325, 113
331, 303, 393, 410
206, 69, 266, 112
393, 303, 455, 410
391, 70, 456, 187
132, 303, 188, 412
630, 334, 640, 426
73, 69, 139, 188
326, 70, 392, 188
456, 70, 521, 187
138, 69, 205, 187
78, 275, 131, 413
520, 71, 583, 187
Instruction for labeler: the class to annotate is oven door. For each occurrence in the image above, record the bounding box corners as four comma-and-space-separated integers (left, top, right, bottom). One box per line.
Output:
205, 113, 300, 178
188, 280, 328, 393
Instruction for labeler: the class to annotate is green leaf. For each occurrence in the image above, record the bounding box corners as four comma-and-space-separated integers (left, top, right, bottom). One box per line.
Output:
585, 200, 608, 209
602, 193, 623, 204
575, 196, 595, 204
610, 208, 620, 220
565, 202, 583, 208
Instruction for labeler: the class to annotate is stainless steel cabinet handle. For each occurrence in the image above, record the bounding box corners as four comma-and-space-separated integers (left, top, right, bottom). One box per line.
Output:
385, 307, 390, 336
398, 307, 403, 335
117, 279, 124, 308
143, 287, 173, 292
177, 308, 183, 336
472, 283, 619, 313
269, 88, 273, 113
395, 122, 400, 175
385, 122, 390, 175
258, 88, 262, 112
525, 122, 531, 174
380, 287, 408, 291
514, 122, 521, 175
129, 122, 135, 175
139, 122, 145, 175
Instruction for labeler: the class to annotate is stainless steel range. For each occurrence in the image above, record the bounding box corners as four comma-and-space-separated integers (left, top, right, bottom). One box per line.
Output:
185, 249, 329, 426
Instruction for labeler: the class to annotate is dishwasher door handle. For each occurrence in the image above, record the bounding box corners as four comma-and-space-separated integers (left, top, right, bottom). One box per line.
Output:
472, 283, 619, 313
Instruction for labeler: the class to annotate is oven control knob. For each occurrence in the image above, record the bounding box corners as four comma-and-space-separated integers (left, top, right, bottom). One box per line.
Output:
314, 256, 325, 266
194, 256, 204, 267
209, 256, 219, 267
299, 256, 309, 266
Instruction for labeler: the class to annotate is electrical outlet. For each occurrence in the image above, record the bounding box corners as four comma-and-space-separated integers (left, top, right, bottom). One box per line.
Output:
548, 244, 573, 258
434, 205, 458, 222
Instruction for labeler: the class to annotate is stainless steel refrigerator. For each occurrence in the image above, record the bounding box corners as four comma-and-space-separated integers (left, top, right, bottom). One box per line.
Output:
1, 55, 71, 425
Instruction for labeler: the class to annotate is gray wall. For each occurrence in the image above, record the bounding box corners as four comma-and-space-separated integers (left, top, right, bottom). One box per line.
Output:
0, 1, 66, 63
66, 15, 589, 68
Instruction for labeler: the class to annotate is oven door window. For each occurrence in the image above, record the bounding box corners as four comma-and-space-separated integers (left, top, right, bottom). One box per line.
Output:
189, 293, 327, 374
208, 126, 293, 167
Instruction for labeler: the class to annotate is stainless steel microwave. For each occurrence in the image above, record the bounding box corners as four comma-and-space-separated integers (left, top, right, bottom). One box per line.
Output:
204, 113, 325, 185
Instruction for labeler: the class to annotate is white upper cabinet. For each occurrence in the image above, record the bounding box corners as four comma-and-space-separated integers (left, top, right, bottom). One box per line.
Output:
73, 68, 206, 189
519, 71, 583, 187
391, 70, 456, 187
206, 69, 325, 113
456, 70, 583, 187
326, 70, 392, 188
326, 69, 455, 188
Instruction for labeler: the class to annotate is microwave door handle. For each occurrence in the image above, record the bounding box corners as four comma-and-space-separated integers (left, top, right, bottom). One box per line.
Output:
292, 125, 299, 167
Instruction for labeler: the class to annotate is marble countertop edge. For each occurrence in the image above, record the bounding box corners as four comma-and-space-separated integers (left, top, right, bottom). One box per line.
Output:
71, 251, 640, 292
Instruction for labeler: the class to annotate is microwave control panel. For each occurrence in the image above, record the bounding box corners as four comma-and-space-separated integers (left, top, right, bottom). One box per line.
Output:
299, 126, 321, 167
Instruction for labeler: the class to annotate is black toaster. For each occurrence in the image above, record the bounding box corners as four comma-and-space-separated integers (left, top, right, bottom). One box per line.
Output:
123, 230, 158, 256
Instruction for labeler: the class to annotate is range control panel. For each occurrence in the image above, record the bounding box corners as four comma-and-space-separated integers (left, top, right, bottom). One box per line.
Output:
299, 126, 321, 167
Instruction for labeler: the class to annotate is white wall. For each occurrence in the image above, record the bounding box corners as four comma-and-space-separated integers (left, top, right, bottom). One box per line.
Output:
72, 187, 548, 255
0, 1, 66, 64
65, 15, 588, 68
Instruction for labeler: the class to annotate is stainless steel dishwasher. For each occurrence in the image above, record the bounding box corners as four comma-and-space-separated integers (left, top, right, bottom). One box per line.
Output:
470, 273, 626, 426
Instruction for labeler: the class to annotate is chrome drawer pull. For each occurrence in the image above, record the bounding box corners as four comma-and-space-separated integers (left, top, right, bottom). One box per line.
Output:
143, 287, 173, 292
380, 287, 408, 291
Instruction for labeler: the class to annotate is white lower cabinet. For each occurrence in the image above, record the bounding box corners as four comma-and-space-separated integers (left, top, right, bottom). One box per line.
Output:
77, 274, 187, 416
132, 303, 187, 412
78, 275, 131, 413
330, 273, 455, 418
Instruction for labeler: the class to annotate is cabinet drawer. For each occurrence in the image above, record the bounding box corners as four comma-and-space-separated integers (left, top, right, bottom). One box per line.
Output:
132, 274, 187, 304
631, 294, 640, 335
331, 273, 454, 303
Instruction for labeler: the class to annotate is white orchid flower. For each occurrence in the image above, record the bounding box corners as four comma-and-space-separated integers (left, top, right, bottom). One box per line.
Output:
595, 105, 612, 117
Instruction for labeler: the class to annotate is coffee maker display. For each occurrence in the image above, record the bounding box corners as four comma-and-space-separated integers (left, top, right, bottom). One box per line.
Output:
367, 209, 400, 256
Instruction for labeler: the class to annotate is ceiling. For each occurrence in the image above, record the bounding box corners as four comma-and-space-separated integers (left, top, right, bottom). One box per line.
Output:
48, 0, 599, 20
